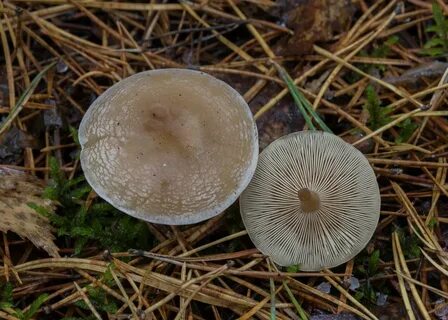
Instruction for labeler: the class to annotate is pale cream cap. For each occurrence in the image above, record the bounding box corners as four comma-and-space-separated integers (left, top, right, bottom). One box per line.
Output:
79, 69, 258, 225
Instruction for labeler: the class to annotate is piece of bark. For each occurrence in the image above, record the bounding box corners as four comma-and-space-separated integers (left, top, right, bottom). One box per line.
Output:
0, 168, 60, 257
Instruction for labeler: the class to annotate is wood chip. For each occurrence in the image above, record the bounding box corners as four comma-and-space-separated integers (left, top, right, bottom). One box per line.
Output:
0, 168, 59, 257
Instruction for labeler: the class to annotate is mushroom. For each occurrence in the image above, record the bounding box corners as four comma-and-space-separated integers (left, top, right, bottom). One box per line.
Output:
78, 69, 258, 225
239, 131, 380, 270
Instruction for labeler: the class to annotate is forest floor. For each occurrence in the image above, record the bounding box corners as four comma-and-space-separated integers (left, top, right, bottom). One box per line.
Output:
1, 0, 448, 319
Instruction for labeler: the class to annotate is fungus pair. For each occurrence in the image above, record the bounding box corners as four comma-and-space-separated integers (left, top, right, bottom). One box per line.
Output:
79, 69, 380, 271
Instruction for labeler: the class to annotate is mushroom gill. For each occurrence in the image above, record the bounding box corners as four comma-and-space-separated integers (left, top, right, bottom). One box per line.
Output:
239, 131, 381, 271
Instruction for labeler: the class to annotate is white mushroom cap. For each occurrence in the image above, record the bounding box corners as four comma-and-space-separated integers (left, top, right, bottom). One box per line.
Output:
240, 131, 380, 271
79, 69, 258, 225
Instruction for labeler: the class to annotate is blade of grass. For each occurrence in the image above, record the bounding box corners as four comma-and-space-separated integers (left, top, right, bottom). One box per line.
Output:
238, 285, 283, 320
267, 260, 276, 320
283, 281, 308, 320
271, 61, 332, 133
270, 262, 308, 319
0, 61, 57, 137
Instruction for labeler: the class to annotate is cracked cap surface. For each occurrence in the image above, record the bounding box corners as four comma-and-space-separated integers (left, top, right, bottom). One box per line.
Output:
79, 69, 258, 225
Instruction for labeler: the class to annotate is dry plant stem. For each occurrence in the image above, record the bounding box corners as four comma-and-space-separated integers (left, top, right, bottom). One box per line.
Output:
394, 271, 448, 299
109, 267, 139, 319
392, 233, 431, 320
256, 0, 396, 120
419, 159, 448, 215
0, 1, 447, 318
368, 158, 448, 168
310, 9, 396, 113
356, 0, 398, 39
392, 182, 448, 266
414, 66, 448, 143
313, 45, 423, 108
181, 1, 268, 73
143, 264, 229, 315
238, 285, 283, 320
304, 91, 389, 147
340, 0, 386, 45
420, 250, 448, 278
324, 275, 378, 320
178, 230, 248, 258
0, 7, 15, 109
76, 269, 127, 303
353, 108, 422, 146
73, 282, 102, 320
243, 67, 276, 102
288, 277, 371, 320
173, 267, 228, 320
392, 233, 416, 320
0, 310, 18, 320
226, 0, 275, 58
337, 260, 354, 314
254, 30, 381, 119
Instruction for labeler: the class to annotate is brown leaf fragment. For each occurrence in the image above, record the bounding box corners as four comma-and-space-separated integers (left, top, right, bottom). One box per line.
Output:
0, 168, 60, 257
278, 0, 354, 55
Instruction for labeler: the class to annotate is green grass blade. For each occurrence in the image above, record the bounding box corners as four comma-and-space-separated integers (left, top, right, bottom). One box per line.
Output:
272, 61, 333, 133
295, 89, 333, 133
272, 62, 315, 130
0, 61, 57, 136
283, 281, 308, 320
267, 260, 276, 320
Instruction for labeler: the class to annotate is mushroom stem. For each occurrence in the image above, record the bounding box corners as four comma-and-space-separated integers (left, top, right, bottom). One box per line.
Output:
297, 188, 320, 212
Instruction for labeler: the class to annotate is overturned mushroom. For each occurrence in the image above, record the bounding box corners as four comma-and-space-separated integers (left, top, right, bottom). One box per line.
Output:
79, 69, 258, 225
240, 131, 380, 271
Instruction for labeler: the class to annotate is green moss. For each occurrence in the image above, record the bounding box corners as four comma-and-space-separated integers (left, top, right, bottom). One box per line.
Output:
421, 2, 448, 57
363, 85, 392, 130
34, 157, 154, 255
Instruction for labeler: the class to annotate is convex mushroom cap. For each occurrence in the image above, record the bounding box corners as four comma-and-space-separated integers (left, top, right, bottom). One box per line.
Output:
240, 131, 380, 271
79, 69, 258, 225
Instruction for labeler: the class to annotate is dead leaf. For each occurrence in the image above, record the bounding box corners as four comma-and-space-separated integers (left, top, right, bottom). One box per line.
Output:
277, 0, 354, 55
383, 61, 448, 87
0, 168, 60, 257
